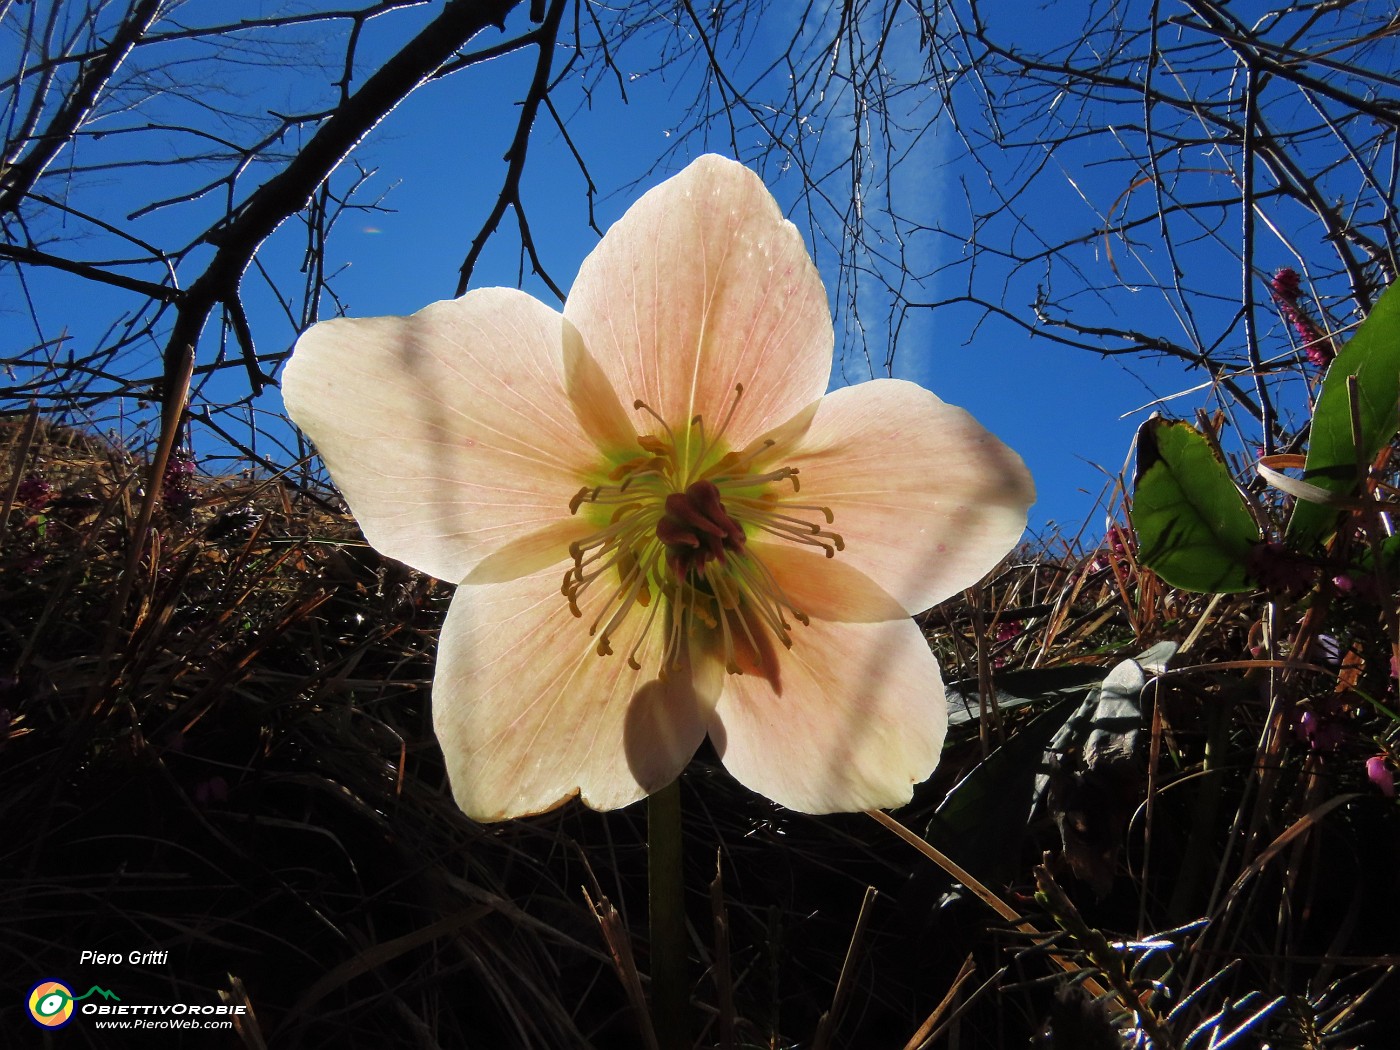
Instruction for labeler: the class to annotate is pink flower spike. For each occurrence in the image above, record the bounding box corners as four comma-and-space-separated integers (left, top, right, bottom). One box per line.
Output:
283, 156, 1035, 820
1270, 267, 1301, 302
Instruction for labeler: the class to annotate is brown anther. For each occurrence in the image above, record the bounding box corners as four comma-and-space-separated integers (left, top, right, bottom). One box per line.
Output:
608, 456, 651, 481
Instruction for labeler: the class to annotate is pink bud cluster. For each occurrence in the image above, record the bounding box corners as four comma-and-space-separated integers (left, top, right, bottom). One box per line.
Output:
162, 451, 197, 517
1268, 268, 1334, 368
1087, 524, 1135, 575
995, 619, 1024, 643
14, 474, 54, 509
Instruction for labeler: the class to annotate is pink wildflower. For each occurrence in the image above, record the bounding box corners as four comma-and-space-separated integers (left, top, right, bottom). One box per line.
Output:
1366, 755, 1395, 798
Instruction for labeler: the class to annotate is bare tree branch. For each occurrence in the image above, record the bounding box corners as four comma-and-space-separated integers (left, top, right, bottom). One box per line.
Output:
164, 0, 521, 400
0, 0, 162, 214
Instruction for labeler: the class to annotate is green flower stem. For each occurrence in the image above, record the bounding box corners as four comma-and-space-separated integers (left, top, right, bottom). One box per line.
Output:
648, 777, 689, 1050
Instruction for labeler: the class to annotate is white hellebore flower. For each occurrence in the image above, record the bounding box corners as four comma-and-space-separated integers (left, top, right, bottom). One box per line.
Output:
283, 155, 1034, 821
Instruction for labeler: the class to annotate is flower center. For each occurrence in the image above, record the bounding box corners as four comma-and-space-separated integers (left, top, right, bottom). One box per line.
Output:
561, 386, 843, 676
656, 479, 745, 581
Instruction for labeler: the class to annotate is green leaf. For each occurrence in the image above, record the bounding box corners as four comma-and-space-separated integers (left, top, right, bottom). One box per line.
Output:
1356, 531, 1400, 576
925, 696, 1080, 884
1288, 282, 1400, 549
1131, 416, 1260, 593
944, 666, 1105, 727
928, 645, 1175, 889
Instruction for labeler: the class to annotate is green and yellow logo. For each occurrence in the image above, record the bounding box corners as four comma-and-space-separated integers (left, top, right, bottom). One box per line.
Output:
27, 980, 120, 1028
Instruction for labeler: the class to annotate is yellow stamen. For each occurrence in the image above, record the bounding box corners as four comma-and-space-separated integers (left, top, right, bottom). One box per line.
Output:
561, 390, 843, 677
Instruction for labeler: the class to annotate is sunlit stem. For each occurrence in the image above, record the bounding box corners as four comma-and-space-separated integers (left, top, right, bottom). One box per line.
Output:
648, 778, 689, 1050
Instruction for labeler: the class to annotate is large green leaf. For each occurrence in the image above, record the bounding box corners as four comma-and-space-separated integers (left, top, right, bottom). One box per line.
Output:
925, 697, 1080, 885
927, 645, 1175, 891
1131, 417, 1260, 593
944, 666, 1105, 727
1288, 282, 1400, 549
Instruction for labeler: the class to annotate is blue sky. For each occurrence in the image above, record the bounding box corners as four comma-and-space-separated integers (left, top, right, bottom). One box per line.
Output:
257, 4, 1177, 538
3, 0, 1325, 541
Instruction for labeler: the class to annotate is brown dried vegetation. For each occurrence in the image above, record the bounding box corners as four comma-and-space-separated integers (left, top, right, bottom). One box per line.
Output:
2, 417, 1396, 1049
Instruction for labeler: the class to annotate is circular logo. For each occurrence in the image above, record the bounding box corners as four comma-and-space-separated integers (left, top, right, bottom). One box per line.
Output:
28, 980, 75, 1028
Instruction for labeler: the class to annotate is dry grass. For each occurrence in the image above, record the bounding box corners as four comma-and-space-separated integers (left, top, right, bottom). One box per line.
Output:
2, 415, 1397, 1048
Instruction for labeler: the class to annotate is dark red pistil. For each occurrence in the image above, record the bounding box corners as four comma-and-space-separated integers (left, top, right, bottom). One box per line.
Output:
655, 479, 745, 580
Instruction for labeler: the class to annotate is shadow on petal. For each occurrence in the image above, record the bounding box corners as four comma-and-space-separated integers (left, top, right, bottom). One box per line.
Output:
623, 676, 706, 794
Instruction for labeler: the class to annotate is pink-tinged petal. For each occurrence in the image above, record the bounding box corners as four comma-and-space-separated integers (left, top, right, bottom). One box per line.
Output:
564, 155, 832, 457
282, 289, 598, 584
463, 517, 596, 585
562, 323, 637, 453
709, 615, 947, 813
737, 399, 820, 465
785, 379, 1034, 614
747, 541, 907, 623
433, 568, 716, 821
